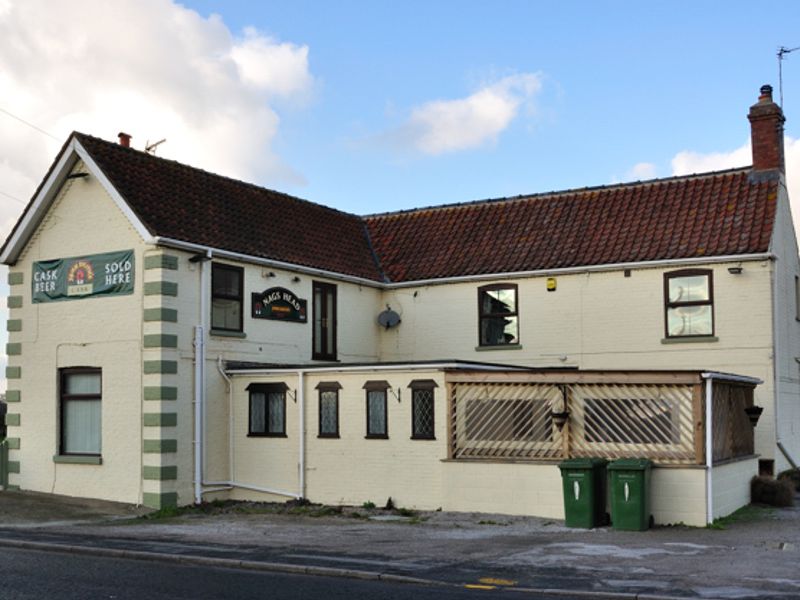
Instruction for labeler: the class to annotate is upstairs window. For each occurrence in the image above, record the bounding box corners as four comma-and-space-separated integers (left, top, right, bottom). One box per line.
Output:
664, 269, 713, 338
212, 263, 243, 332
312, 282, 337, 360
478, 284, 519, 346
247, 383, 287, 437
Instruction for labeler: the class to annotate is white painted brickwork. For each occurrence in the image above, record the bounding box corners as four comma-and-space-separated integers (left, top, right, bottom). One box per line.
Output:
712, 458, 759, 520
7, 157, 797, 523
9, 164, 145, 503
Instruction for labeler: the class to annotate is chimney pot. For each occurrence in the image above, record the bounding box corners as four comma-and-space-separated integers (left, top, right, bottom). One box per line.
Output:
117, 132, 131, 148
748, 84, 785, 173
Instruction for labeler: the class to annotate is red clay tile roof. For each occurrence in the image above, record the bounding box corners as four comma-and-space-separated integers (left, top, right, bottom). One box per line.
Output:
75, 133, 384, 281
9, 133, 777, 284
364, 170, 779, 282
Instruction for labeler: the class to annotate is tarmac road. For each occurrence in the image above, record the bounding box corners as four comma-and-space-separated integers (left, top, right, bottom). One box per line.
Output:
0, 490, 798, 599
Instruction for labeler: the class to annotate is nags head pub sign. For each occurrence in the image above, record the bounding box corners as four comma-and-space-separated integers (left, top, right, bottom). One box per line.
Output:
32, 250, 135, 303
252, 287, 307, 322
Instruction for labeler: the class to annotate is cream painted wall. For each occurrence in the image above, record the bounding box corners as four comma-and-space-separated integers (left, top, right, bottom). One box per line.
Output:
766, 181, 800, 473
230, 370, 447, 508
650, 467, 707, 526
228, 370, 719, 526
6, 163, 146, 503
162, 255, 383, 499
712, 458, 758, 520
379, 262, 778, 459
4, 154, 790, 516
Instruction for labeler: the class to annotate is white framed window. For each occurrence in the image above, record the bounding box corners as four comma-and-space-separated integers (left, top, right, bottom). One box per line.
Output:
664, 269, 714, 338
212, 263, 243, 332
59, 368, 102, 456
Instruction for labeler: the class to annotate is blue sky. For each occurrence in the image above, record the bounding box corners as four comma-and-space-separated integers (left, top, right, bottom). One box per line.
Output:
180, 0, 800, 212
1, 0, 800, 390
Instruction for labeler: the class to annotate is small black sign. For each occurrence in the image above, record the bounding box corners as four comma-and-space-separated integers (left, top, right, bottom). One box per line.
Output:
252, 287, 307, 322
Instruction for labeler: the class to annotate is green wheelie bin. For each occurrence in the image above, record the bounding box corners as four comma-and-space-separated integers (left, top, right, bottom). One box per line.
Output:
558, 457, 608, 528
608, 458, 653, 531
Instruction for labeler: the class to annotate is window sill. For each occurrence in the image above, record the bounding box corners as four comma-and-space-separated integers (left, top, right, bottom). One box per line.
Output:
475, 344, 523, 352
411, 435, 436, 441
211, 329, 246, 338
53, 455, 102, 465
661, 336, 718, 344
318, 433, 340, 439
247, 433, 287, 438
365, 434, 389, 440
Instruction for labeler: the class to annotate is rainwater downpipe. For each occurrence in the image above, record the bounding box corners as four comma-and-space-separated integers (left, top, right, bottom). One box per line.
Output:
771, 262, 799, 469
298, 370, 306, 499
704, 375, 714, 525
201, 361, 302, 500
193, 249, 211, 505
217, 356, 235, 484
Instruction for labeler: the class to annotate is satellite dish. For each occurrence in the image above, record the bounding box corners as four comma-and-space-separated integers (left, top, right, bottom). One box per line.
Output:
377, 309, 401, 329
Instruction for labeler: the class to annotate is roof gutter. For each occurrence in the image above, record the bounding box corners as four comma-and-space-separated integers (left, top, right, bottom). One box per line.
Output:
700, 372, 763, 386
384, 253, 777, 289
152, 236, 384, 288
151, 236, 777, 291
225, 361, 528, 376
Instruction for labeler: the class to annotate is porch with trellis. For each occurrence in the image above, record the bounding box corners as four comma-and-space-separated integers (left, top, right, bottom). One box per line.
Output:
446, 371, 760, 468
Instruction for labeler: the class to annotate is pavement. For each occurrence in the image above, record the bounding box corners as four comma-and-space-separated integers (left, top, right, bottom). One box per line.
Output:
0, 491, 798, 599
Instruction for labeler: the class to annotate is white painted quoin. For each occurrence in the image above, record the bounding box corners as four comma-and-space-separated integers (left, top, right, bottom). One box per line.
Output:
2, 86, 798, 525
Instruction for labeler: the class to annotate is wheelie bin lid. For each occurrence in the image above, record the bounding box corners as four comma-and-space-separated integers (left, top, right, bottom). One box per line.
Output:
607, 458, 652, 471
558, 457, 608, 471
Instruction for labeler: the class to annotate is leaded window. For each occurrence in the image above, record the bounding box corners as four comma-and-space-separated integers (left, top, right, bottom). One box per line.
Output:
317, 382, 341, 438
247, 383, 287, 436
409, 379, 437, 440
364, 381, 390, 439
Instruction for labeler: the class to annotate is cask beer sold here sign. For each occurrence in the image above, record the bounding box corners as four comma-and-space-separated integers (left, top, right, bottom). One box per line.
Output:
32, 250, 135, 303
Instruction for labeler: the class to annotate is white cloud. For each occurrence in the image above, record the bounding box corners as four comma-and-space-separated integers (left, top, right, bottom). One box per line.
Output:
671, 145, 751, 176
230, 27, 313, 100
0, 0, 315, 244
394, 73, 542, 155
625, 162, 657, 181
669, 137, 800, 238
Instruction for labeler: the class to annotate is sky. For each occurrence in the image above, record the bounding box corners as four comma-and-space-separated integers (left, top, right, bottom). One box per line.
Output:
2, 0, 800, 390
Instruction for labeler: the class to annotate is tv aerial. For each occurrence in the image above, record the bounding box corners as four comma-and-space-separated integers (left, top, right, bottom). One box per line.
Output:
145, 138, 167, 154
778, 45, 800, 107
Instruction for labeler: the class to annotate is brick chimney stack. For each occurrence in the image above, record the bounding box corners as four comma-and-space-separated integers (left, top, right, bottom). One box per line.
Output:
748, 84, 785, 173
117, 132, 131, 148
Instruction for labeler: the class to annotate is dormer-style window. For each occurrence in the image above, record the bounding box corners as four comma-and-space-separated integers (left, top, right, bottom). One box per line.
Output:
664, 269, 714, 338
478, 284, 519, 346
